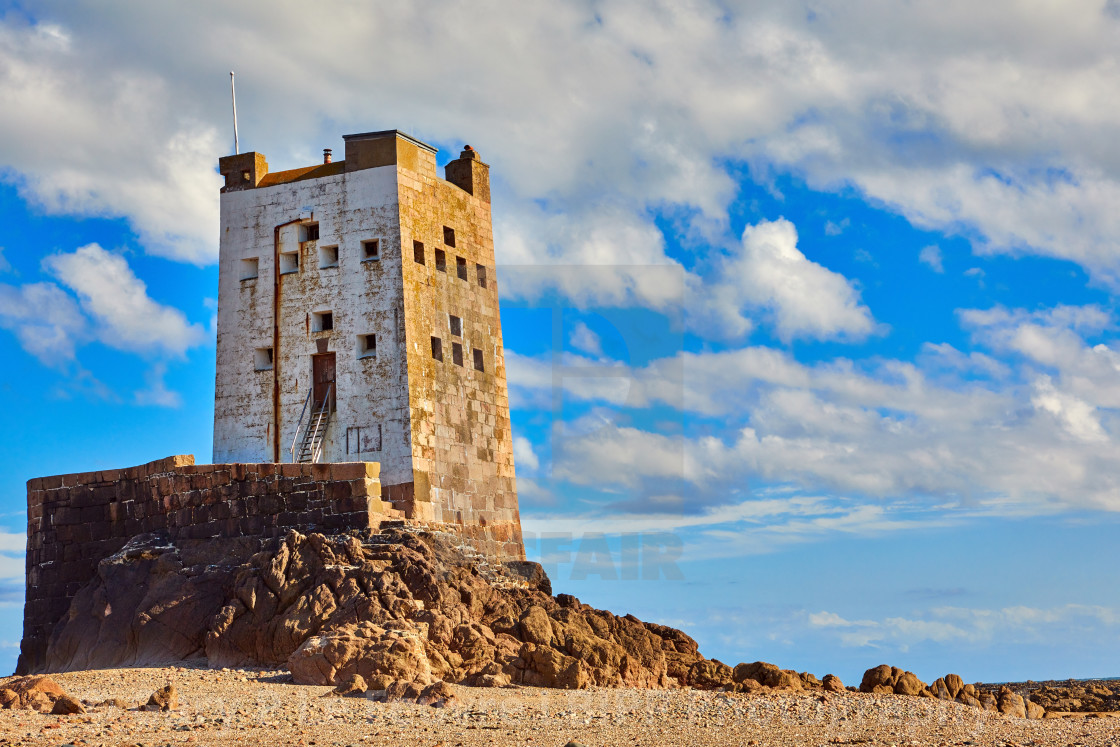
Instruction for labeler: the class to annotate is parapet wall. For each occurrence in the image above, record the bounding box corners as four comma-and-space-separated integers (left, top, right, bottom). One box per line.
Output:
19, 455, 524, 675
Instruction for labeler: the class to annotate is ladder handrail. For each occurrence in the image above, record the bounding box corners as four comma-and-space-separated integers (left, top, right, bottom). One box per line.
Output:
311, 384, 333, 463
290, 386, 314, 463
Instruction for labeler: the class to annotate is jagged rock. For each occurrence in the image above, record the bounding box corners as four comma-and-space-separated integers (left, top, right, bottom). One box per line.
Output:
688, 660, 733, 690
998, 686, 1027, 718
957, 692, 982, 708
894, 671, 926, 696
37, 527, 732, 694
860, 664, 898, 694
800, 672, 822, 689
332, 673, 368, 696
734, 662, 802, 690
822, 674, 845, 693
289, 622, 433, 687
979, 691, 999, 711
0, 676, 68, 712
50, 694, 85, 715
143, 684, 178, 712
417, 680, 457, 707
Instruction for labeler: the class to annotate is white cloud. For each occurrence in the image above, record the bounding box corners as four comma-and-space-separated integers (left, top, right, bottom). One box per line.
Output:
133, 362, 182, 408
809, 604, 1120, 650
0, 247, 10, 274
0, 281, 86, 365
706, 219, 878, 342
42, 244, 206, 357
919, 245, 943, 273
569, 322, 603, 357
5, 1, 1120, 290
512, 435, 540, 472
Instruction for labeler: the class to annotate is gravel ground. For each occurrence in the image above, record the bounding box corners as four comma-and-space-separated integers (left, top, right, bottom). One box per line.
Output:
1, 664, 1118, 747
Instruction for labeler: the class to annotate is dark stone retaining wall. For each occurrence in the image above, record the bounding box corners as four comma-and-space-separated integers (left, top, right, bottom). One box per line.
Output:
18, 455, 383, 674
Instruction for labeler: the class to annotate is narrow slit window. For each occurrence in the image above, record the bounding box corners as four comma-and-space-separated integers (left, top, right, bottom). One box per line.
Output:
472, 348, 484, 372
449, 315, 462, 336
443, 226, 456, 247
456, 256, 467, 280
312, 310, 333, 332
279, 251, 299, 275
435, 249, 446, 272
358, 333, 376, 359
239, 257, 259, 280
413, 240, 425, 265
318, 245, 338, 269
361, 239, 380, 261
451, 341, 464, 367
430, 336, 443, 362
476, 264, 487, 288
254, 347, 273, 371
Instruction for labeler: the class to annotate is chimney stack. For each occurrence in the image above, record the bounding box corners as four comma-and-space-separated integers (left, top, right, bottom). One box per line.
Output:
323, 148, 333, 164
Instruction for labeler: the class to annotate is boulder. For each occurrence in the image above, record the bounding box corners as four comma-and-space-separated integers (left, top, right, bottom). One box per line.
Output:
944, 674, 964, 699
1026, 699, 1046, 719
735, 662, 802, 690
822, 674, 846, 693
688, 660, 733, 690
978, 691, 999, 711
288, 622, 433, 688
143, 684, 178, 712
0, 676, 69, 712
894, 671, 926, 696
332, 673, 368, 696
860, 664, 898, 694
50, 695, 85, 715
997, 686, 1027, 718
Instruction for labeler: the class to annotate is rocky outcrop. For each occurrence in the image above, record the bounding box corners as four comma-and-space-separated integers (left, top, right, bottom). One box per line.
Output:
0, 676, 75, 713
37, 527, 726, 691
861, 665, 1046, 718
1024, 679, 1120, 712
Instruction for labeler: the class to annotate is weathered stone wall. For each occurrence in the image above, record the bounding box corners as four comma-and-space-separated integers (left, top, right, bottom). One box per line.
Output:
398, 145, 523, 561
19, 455, 382, 675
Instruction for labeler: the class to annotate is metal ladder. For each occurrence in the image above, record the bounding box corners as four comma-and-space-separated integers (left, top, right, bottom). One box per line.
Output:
291, 384, 332, 463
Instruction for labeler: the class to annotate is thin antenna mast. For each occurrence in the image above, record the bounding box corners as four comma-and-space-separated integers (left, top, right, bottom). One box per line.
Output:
230, 71, 240, 155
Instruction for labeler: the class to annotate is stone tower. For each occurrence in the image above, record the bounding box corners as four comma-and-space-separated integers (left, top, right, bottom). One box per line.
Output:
213, 130, 522, 558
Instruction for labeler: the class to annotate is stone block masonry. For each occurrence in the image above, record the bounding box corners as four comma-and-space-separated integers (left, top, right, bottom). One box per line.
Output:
19, 454, 522, 675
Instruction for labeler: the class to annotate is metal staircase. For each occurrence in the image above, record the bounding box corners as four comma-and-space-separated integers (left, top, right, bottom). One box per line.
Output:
291, 384, 332, 463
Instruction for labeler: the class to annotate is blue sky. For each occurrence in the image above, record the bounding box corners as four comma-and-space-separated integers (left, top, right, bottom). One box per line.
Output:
2, 1, 1120, 683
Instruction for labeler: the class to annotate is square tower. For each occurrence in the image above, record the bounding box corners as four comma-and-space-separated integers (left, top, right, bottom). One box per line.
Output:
213, 130, 522, 559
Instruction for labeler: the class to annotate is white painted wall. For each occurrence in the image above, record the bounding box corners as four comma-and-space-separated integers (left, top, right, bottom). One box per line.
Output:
213, 166, 414, 485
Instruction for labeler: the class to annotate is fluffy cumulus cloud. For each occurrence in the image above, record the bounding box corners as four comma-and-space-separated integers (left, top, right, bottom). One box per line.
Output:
705, 218, 877, 342
510, 302, 1120, 514
41, 244, 206, 356
2, 0, 1119, 288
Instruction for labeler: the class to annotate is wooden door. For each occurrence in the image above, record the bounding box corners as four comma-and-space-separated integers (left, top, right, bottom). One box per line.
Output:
312, 353, 336, 410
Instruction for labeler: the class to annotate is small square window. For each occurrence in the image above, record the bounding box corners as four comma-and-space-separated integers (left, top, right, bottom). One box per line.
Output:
451, 341, 463, 367
312, 310, 333, 332
318, 245, 338, 269
435, 249, 446, 272
473, 348, 484, 372
239, 257, 259, 281
456, 256, 467, 280
254, 347, 273, 371
413, 240, 425, 265
279, 251, 299, 274
449, 315, 462, 336
362, 239, 380, 261
240, 170, 251, 183
431, 336, 443, 362
358, 333, 376, 359
443, 226, 456, 247
303, 223, 320, 242
476, 264, 487, 288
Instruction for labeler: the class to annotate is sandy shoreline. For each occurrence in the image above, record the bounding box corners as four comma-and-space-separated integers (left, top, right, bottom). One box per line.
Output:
0, 665, 1118, 746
